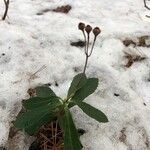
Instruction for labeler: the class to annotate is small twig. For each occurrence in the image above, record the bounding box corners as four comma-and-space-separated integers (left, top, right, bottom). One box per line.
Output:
51, 122, 54, 145
39, 133, 53, 144
2, 0, 9, 20
144, 0, 150, 10
146, 14, 150, 18
28, 65, 46, 80
143, 0, 150, 18
54, 121, 58, 145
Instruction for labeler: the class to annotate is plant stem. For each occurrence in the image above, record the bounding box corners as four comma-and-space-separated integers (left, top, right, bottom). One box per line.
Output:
83, 32, 91, 74
82, 30, 87, 55
86, 34, 90, 54
88, 36, 96, 57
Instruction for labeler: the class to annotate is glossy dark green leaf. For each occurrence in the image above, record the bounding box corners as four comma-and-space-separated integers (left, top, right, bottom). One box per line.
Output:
77, 102, 108, 123
68, 101, 76, 108
23, 96, 62, 110
71, 78, 98, 103
58, 108, 82, 150
14, 105, 55, 135
67, 73, 87, 98
35, 86, 56, 98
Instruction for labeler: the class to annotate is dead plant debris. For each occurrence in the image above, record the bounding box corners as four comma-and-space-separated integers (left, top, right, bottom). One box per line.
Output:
36, 9, 51, 15
27, 88, 36, 97
73, 66, 81, 73
0, 147, 6, 150
52, 5, 71, 14
119, 127, 127, 143
8, 126, 18, 139
114, 93, 120, 97
37, 5, 71, 16
70, 40, 85, 47
28, 122, 85, 150
29, 121, 64, 150
138, 36, 149, 47
122, 36, 150, 47
123, 39, 136, 47
124, 52, 146, 68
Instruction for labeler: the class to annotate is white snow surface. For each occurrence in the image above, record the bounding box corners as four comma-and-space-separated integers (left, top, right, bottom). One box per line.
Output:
0, 0, 150, 149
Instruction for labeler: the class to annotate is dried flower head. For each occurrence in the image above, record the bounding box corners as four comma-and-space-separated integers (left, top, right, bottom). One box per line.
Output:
93, 27, 101, 36
85, 25, 92, 34
78, 22, 85, 31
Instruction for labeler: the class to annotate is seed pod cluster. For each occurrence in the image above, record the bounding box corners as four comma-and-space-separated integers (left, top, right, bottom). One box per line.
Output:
78, 22, 101, 37
78, 22, 101, 61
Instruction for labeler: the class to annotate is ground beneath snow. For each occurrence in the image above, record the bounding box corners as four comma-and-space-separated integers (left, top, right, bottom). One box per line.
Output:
0, 0, 150, 149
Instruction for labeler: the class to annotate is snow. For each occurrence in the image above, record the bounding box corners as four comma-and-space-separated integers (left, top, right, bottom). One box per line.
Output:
0, 0, 150, 149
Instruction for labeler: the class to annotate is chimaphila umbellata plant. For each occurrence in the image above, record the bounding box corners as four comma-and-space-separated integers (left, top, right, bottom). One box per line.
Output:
14, 22, 108, 150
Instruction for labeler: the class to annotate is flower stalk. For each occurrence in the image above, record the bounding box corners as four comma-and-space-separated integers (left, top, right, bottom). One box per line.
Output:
78, 22, 101, 74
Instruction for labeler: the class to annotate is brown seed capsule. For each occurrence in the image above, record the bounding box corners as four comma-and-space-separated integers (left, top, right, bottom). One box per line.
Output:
93, 27, 101, 36
78, 22, 85, 31
85, 25, 92, 34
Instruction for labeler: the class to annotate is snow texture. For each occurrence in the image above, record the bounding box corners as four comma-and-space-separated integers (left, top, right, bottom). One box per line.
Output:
0, 0, 150, 149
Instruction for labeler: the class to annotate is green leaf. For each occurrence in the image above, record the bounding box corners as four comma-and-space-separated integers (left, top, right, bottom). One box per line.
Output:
14, 105, 56, 135
58, 108, 82, 150
67, 73, 87, 98
71, 78, 98, 103
68, 101, 76, 108
35, 86, 56, 98
77, 102, 108, 123
23, 96, 62, 110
